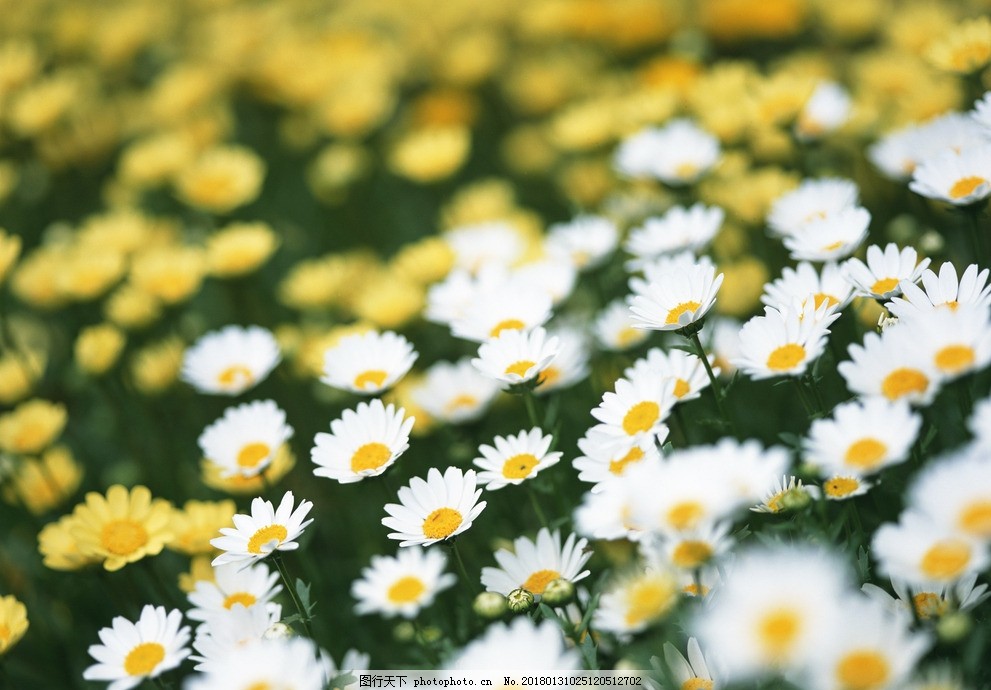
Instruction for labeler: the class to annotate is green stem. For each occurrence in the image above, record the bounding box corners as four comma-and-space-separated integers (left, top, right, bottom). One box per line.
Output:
803, 373, 826, 416
792, 377, 816, 420
522, 390, 540, 430
687, 331, 735, 434
272, 552, 313, 638
966, 206, 988, 265
527, 483, 549, 529
448, 541, 477, 594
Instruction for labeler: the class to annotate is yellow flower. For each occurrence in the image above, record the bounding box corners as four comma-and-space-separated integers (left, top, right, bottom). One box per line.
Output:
104, 284, 162, 330
175, 145, 265, 214
70, 485, 174, 572
699, 0, 807, 42
0, 354, 37, 405
57, 249, 126, 302
38, 514, 97, 571
76, 210, 157, 257
388, 126, 471, 184
384, 373, 436, 438
129, 245, 207, 305
352, 273, 424, 329
389, 237, 454, 286
75, 324, 126, 376
278, 251, 380, 311
8, 73, 78, 136
0, 39, 39, 95
927, 17, 991, 73
716, 259, 770, 317
167, 499, 236, 556
206, 221, 279, 278
118, 132, 196, 188
0, 161, 17, 205
0, 229, 22, 285
315, 80, 396, 139
0, 399, 67, 456
130, 337, 185, 395
0, 595, 28, 655
2, 445, 82, 515
885, 3, 956, 55
178, 554, 216, 594
10, 247, 68, 310
201, 443, 295, 494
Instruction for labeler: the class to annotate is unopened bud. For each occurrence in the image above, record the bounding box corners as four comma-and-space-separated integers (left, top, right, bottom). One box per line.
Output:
937, 611, 972, 643
507, 588, 535, 614
541, 578, 576, 607
393, 621, 415, 643
473, 591, 509, 619
263, 622, 293, 640
780, 486, 812, 511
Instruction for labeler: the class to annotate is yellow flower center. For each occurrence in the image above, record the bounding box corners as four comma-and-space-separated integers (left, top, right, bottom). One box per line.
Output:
757, 608, 802, 661
622, 401, 660, 435
675, 162, 699, 180
813, 293, 839, 310
501, 453, 540, 480
666, 501, 704, 531
869, 277, 899, 295
912, 592, 947, 619
246, 684, 272, 690
821, 241, 844, 252
672, 378, 690, 398
522, 569, 561, 595
387, 575, 426, 604
623, 577, 675, 627
350, 442, 392, 473
608, 446, 644, 475
237, 442, 271, 469
223, 592, 257, 609
920, 540, 971, 579
824, 477, 862, 499
844, 438, 887, 471
489, 319, 526, 338
217, 364, 254, 388
959, 499, 991, 537
934, 345, 975, 374
124, 642, 166, 677
834, 650, 890, 690
444, 394, 478, 414
247, 524, 288, 554
682, 680, 714, 690
615, 327, 644, 348
880, 368, 928, 401
949, 175, 987, 200
538, 367, 560, 387
665, 301, 701, 326
671, 540, 713, 569
766, 343, 806, 371
354, 369, 388, 390
422, 507, 462, 540
100, 519, 149, 556
504, 360, 536, 378
682, 583, 710, 597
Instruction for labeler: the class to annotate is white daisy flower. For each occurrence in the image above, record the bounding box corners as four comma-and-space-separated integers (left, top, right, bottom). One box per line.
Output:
887, 262, 991, 319
411, 359, 501, 425
733, 300, 839, 380
693, 545, 849, 681
662, 638, 718, 690
321, 330, 418, 395
767, 178, 860, 238
573, 479, 644, 542
686, 438, 791, 505
471, 326, 560, 386
873, 510, 991, 587
425, 268, 482, 326
628, 262, 724, 332
311, 398, 414, 484
351, 546, 456, 619
624, 347, 716, 402
843, 243, 931, 300
447, 617, 581, 671
187, 562, 282, 622
614, 119, 720, 186
473, 427, 562, 491
513, 258, 578, 306
808, 596, 931, 690
590, 373, 675, 443
795, 81, 851, 140
210, 491, 314, 567
382, 466, 487, 547
654, 521, 734, 571
545, 215, 618, 271
838, 329, 941, 406
573, 425, 662, 489
450, 279, 553, 342
534, 325, 589, 395
821, 475, 873, 501
910, 143, 991, 205
907, 445, 991, 542
181, 325, 280, 396
185, 636, 327, 690
804, 398, 921, 477
862, 573, 991, 621
751, 475, 821, 514
868, 113, 987, 181
900, 305, 991, 382
593, 565, 679, 638
594, 299, 650, 352
197, 400, 293, 478
480, 528, 592, 597
781, 205, 871, 262
707, 316, 743, 377
444, 220, 527, 274
629, 251, 714, 293
624, 204, 724, 263
189, 602, 282, 672
974, 91, 991, 132
83, 605, 191, 690
970, 396, 991, 450
762, 261, 855, 313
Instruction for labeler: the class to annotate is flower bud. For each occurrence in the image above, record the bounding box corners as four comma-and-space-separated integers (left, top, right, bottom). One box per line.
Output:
780, 485, 813, 511
473, 591, 509, 619
937, 611, 972, 643
541, 578, 575, 607
507, 587, 535, 614
263, 622, 293, 640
